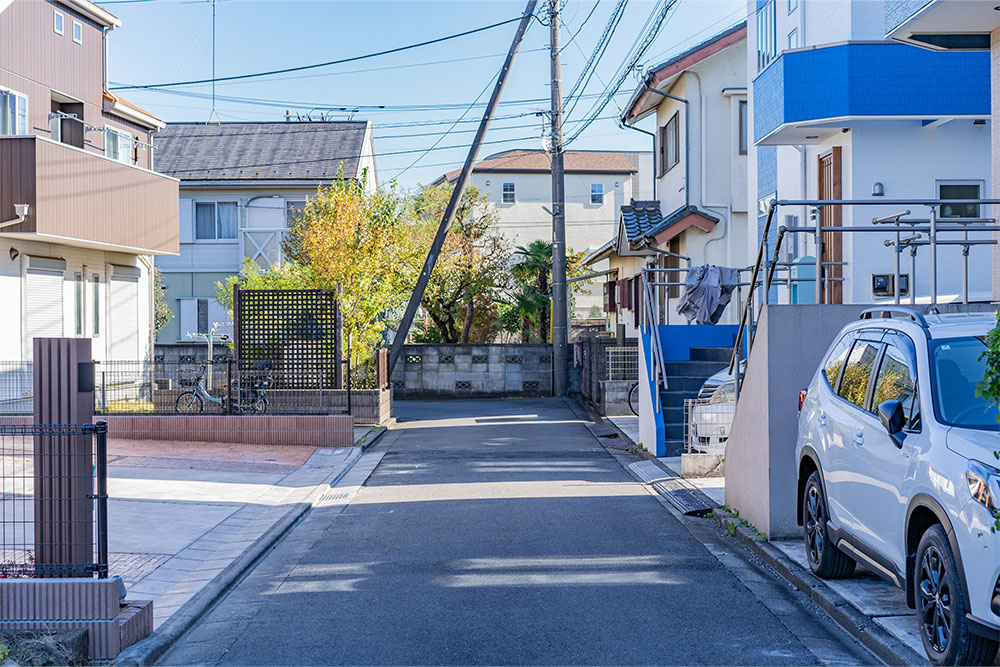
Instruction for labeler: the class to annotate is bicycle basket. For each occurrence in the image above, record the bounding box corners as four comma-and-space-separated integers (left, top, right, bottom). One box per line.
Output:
178, 369, 201, 387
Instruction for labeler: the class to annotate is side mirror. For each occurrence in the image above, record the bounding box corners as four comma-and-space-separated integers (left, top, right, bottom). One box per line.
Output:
878, 399, 906, 448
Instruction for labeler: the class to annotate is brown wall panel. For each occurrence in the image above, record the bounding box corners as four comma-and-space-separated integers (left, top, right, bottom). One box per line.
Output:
0, 136, 37, 230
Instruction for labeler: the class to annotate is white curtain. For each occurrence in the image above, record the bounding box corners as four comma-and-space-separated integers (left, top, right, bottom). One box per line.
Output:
217, 202, 238, 239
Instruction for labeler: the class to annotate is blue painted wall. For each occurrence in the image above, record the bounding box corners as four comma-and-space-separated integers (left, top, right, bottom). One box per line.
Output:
656, 325, 739, 362
753, 43, 989, 142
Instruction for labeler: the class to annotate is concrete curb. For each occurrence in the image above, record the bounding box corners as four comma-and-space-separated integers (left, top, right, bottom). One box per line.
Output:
113, 448, 365, 666
712, 509, 929, 667
357, 420, 393, 452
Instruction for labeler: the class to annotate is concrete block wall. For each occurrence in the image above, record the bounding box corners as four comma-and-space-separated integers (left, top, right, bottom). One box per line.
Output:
392, 344, 553, 399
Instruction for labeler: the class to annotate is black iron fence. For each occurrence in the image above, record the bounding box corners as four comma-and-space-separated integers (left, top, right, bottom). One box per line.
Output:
0, 421, 108, 578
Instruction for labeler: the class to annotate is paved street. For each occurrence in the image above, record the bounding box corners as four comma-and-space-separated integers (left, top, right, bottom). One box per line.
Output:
162, 399, 874, 666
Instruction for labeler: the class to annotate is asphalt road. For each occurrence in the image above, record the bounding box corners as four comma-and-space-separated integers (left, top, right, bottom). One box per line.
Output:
161, 398, 875, 666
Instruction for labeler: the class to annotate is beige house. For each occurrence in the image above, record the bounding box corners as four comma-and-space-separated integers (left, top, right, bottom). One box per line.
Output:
435, 149, 652, 317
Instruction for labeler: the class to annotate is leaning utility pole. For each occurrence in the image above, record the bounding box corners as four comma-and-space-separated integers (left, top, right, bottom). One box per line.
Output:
549, 0, 569, 396
389, 0, 538, 373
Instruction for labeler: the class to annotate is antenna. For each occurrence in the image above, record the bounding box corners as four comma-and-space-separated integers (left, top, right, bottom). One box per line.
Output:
207, 0, 221, 124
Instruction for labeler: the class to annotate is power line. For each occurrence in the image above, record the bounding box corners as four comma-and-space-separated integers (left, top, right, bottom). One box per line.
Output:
559, 1, 599, 53
562, 0, 629, 120
111, 15, 531, 90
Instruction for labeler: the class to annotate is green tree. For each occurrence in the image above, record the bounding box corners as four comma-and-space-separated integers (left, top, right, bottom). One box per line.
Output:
153, 267, 173, 335
506, 240, 589, 343
976, 310, 1000, 422
412, 183, 510, 343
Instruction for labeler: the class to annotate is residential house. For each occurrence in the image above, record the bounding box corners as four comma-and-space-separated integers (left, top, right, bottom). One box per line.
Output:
747, 0, 992, 305
152, 121, 377, 353
586, 23, 749, 337
0, 0, 178, 363
434, 149, 652, 318
884, 1, 1000, 301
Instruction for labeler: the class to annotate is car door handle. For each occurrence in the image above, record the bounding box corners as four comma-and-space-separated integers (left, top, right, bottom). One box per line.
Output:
854, 431, 864, 446
818, 414, 827, 428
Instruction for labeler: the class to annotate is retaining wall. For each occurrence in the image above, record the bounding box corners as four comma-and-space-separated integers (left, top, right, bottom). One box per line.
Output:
392, 344, 553, 398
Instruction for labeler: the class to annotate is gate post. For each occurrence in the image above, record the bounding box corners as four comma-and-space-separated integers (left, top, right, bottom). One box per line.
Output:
32, 337, 95, 577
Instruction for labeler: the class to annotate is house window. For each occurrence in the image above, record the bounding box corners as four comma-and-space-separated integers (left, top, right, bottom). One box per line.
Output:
788, 29, 799, 50
659, 112, 680, 176
195, 202, 239, 240
938, 181, 982, 219
74, 273, 83, 336
286, 200, 307, 225
502, 182, 515, 204
72, 21, 82, 44
92, 274, 100, 336
0, 89, 28, 135
788, 0, 797, 12
197, 299, 209, 334
54, 11, 64, 34
590, 183, 604, 205
105, 127, 132, 164
738, 100, 748, 155
756, 0, 777, 72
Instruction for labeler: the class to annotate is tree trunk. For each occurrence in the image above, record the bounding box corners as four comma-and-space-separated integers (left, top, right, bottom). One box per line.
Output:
460, 297, 474, 344
538, 274, 549, 343
521, 315, 531, 343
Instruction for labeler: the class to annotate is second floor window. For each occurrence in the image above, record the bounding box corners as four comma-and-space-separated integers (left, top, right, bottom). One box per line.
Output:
739, 100, 748, 155
195, 202, 239, 240
757, 0, 777, 72
0, 90, 28, 135
105, 128, 132, 164
590, 183, 604, 205
502, 182, 515, 204
72, 21, 82, 44
658, 112, 680, 176
53, 11, 64, 34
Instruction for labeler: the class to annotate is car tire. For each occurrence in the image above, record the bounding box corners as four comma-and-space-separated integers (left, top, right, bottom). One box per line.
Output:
802, 471, 856, 579
915, 525, 999, 666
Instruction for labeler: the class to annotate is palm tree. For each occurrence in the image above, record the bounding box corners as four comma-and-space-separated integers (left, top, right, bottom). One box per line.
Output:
511, 240, 552, 342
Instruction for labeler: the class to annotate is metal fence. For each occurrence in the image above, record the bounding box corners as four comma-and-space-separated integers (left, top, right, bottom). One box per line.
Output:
606, 346, 639, 382
0, 421, 108, 578
683, 397, 733, 455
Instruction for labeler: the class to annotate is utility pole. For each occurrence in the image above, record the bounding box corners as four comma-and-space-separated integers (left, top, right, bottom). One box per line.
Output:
549, 0, 569, 396
389, 0, 538, 374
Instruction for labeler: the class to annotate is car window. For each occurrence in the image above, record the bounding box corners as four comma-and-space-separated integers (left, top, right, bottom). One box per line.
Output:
838, 340, 881, 409
823, 333, 855, 389
871, 342, 920, 429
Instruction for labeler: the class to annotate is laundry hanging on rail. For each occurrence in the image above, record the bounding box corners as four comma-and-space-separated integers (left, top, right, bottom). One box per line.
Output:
676, 264, 740, 325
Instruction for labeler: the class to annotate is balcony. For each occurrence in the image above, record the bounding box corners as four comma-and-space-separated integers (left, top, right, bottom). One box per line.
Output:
753, 42, 989, 145
885, 0, 999, 50
0, 135, 178, 255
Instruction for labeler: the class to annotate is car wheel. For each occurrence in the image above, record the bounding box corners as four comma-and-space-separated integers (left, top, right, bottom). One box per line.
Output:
802, 471, 856, 579
915, 525, 998, 666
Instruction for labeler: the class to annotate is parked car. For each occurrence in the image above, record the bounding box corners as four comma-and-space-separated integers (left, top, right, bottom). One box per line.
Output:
796, 307, 1000, 665
689, 368, 735, 452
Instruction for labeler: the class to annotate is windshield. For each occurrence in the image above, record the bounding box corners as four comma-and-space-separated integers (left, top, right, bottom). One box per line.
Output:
930, 336, 1000, 431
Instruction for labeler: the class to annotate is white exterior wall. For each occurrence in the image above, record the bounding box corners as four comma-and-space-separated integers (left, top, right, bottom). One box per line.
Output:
0, 237, 151, 362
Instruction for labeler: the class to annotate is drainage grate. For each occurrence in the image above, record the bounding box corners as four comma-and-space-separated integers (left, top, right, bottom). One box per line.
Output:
652, 478, 715, 517
319, 490, 351, 504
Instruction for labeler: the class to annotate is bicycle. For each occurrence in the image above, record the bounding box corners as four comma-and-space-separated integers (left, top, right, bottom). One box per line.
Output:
627, 381, 640, 416
174, 363, 270, 414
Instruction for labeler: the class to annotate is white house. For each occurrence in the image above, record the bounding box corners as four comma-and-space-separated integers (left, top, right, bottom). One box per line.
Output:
435, 149, 652, 318
747, 0, 992, 306
152, 121, 377, 352
586, 23, 749, 337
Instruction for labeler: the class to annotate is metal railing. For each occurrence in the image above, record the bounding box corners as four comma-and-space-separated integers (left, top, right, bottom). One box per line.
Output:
606, 346, 638, 382
730, 198, 1000, 393
0, 421, 108, 579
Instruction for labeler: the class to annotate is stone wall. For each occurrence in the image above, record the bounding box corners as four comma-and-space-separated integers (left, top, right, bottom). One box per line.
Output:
392, 344, 552, 398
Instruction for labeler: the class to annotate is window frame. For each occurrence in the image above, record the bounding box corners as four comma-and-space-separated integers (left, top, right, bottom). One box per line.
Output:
788, 28, 799, 50
194, 201, 240, 242
833, 334, 884, 411
590, 183, 604, 205
501, 182, 516, 204
756, 0, 777, 72
53, 10, 64, 35
788, 0, 797, 13
74, 272, 84, 336
659, 112, 680, 176
92, 273, 101, 337
871, 333, 921, 430
104, 126, 132, 164
738, 100, 748, 155
0, 88, 29, 136
937, 180, 983, 220
72, 20, 82, 44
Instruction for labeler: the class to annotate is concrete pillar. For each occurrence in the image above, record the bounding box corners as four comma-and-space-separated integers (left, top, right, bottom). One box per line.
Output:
32, 338, 95, 577
992, 28, 1000, 301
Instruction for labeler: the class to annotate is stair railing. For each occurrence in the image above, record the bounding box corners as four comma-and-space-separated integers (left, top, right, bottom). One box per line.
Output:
640, 267, 669, 412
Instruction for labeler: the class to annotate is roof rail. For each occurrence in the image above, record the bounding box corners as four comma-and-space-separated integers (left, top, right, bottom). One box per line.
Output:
859, 306, 929, 328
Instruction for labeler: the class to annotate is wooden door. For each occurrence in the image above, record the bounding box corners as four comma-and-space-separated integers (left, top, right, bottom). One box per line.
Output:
818, 147, 843, 304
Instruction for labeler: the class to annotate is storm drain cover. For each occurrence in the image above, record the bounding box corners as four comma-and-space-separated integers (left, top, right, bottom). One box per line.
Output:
652, 478, 714, 517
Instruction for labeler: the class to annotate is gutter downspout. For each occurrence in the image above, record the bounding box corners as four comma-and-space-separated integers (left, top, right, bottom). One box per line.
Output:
644, 83, 690, 210
137, 255, 155, 364
102, 27, 110, 93
618, 121, 656, 200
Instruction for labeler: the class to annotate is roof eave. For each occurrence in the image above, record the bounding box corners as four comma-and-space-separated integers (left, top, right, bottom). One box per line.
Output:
59, 0, 121, 27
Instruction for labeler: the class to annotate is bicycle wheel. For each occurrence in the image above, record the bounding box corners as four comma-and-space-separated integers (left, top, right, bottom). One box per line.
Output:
175, 391, 204, 414
252, 394, 268, 414
628, 382, 640, 416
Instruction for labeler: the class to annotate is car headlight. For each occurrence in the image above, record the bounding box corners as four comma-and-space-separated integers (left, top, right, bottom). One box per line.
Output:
967, 461, 1000, 513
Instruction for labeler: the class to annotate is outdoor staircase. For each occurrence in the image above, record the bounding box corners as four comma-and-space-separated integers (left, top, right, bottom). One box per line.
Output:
659, 346, 731, 457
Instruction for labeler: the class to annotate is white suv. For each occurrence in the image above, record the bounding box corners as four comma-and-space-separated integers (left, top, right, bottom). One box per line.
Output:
796, 307, 1000, 665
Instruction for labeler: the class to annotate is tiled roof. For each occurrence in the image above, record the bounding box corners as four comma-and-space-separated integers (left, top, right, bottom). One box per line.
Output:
621, 200, 663, 244
436, 149, 638, 183
154, 121, 369, 181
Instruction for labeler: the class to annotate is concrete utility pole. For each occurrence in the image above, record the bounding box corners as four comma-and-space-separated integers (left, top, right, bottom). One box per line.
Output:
389, 0, 539, 374
549, 0, 569, 396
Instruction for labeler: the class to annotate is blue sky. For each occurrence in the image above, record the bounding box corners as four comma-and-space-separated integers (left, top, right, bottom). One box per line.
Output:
100, 0, 746, 190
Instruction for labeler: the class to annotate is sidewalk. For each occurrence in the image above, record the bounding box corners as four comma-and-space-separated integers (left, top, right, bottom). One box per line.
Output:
106, 434, 368, 629
604, 412, 927, 664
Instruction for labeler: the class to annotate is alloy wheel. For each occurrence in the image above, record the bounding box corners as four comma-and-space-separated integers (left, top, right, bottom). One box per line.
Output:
918, 545, 953, 654
805, 485, 824, 564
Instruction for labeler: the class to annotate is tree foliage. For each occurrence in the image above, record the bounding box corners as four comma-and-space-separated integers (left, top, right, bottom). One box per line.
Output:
503, 240, 590, 343
976, 310, 1000, 422
413, 183, 510, 344
153, 267, 174, 335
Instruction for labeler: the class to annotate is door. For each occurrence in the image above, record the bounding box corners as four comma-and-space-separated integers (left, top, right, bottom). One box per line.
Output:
25, 266, 65, 359
818, 147, 843, 304
109, 268, 140, 360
